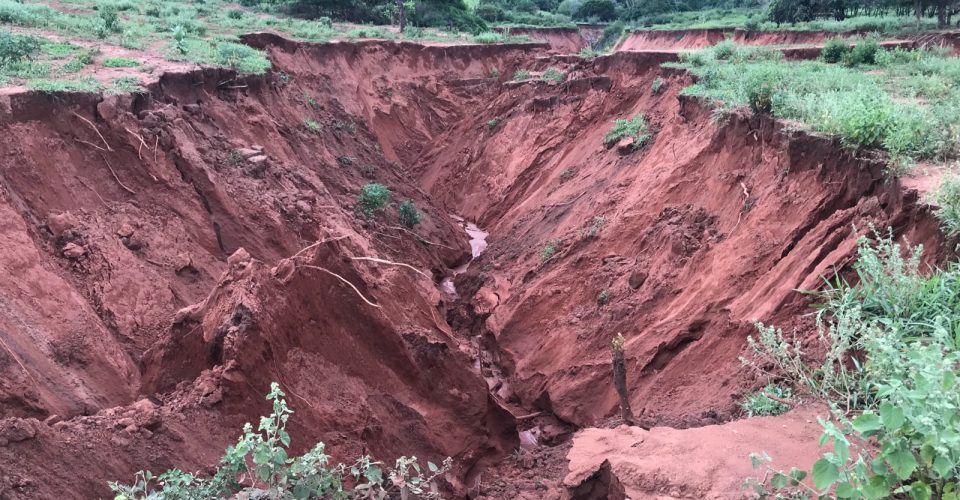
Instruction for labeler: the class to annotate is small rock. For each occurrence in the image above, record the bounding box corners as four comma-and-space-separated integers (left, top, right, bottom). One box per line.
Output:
251, 144, 264, 151
236, 148, 260, 159
61, 242, 86, 259
616, 136, 636, 154
52, 421, 69, 431
47, 212, 77, 238
247, 154, 268, 165
0, 418, 39, 446
295, 200, 311, 213
628, 270, 648, 289
116, 223, 135, 238
42, 415, 62, 426
183, 103, 202, 115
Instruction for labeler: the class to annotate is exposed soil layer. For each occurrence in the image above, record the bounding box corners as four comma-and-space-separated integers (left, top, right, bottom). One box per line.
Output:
0, 34, 948, 498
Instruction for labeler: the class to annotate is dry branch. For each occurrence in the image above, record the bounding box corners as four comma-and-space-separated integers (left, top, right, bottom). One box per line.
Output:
301, 264, 381, 309
100, 154, 137, 195
350, 256, 428, 277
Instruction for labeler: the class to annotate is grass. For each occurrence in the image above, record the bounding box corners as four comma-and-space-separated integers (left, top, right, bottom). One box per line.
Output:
629, 8, 939, 35
102, 56, 139, 67
541, 67, 566, 83
604, 115, 652, 149
673, 42, 960, 170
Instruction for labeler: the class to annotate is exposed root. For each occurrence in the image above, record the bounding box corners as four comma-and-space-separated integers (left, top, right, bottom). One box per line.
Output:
71, 111, 113, 151
762, 392, 795, 407
288, 235, 350, 261
350, 256, 428, 277
74, 138, 108, 152
125, 128, 148, 160
300, 264, 382, 309
100, 154, 137, 195
388, 225, 453, 249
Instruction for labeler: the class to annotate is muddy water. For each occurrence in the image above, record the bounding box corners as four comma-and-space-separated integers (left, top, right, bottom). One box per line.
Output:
441, 216, 488, 298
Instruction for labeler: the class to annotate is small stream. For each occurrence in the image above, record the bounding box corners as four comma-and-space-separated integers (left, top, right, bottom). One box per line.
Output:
440, 215, 488, 299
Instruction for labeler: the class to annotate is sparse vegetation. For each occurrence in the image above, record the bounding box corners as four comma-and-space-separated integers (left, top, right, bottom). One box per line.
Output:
820, 37, 850, 64
651, 76, 664, 94
739, 384, 792, 417
541, 238, 560, 263
588, 215, 604, 237
303, 119, 321, 133
337, 156, 355, 167
110, 383, 451, 499
357, 183, 391, 217
540, 67, 566, 83
398, 200, 422, 228
102, 56, 139, 68
933, 174, 960, 238
597, 289, 609, 305
513, 68, 530, 81
603, 115, 652, 150
487, 118, 498, 130
0, 30, 40, 65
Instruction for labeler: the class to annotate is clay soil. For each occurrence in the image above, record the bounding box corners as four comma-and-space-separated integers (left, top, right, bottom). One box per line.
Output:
0, 30, 949, 499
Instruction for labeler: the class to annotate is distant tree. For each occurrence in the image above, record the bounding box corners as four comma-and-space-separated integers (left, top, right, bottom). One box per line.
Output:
575, 0, 617, 20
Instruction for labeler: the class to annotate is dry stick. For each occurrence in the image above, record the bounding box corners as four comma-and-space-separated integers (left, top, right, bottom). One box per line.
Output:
100, 154, 137, 195
76, 176, 109, 208
300, 264, 381, 309
350, 256, 428, 277
387, 225, 453, 249
71, 111, 113, 151
611, 333, 638, 426
74, 138, 108, 152
0, 334, 40, 391
762, 392, 796, 407
153, 135, 159, 165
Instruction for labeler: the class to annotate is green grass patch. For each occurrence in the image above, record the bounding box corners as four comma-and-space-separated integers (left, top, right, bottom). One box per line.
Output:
27, 75, 101, 92
604, 115, 652, 149
102, 56, 139, 68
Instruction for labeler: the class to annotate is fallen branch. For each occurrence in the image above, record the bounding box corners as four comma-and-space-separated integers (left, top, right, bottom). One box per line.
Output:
300, 264, 381, 309
350, 256, 428, 277
100, 154, 137, 195
71, 111, 113, 151
762, 392, 796, 407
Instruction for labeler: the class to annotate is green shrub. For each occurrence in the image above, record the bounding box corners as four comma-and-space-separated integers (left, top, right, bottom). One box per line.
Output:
541, 238, 560, 263
216, 42, 270, 74
574, 0, 616, 21
541, 67, 566, 83
712, 39, 737, 60
513, 68, 530, 81
472, 31, 504, 44
398, 200, 422, 228
487, 118, 498, 129
846, 36, 881, 66
227, 9, 243, 19
0, 30, 41, 65
110, 383, 450, 499
651, 76, 664, 94
933, 174, 960, 238
743, 232, 960, 498
603, 115, 652, 150
317, 16, 333, 28
739, 385, 792, 417
357, 183, 391, 216
821, 37, 850, 63
303, 119, 320, 133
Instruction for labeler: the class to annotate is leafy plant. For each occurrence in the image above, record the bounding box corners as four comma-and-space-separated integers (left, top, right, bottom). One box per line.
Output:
110, 383, 451, 499
398, 200, 422, 228
651, 76, 664, 94
0, 30, 41, 65
541, 238, 561, 263
846, 36, 881, 66
487, 118, 498, 130
303, 119, 321, 133
171, 25, 188, 55
739, 384, 793, 417
603, 115, 652, 150
821, 37, 851, 63
513, 68, 530, 81
933, 174, 960, 238
357, 183, 391, 217
489, 67, 500, 78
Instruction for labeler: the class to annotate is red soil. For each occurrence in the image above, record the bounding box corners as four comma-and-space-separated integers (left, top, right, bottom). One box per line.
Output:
495, 27, 591, 54
615, 27, 855, 51
0, 34, 948, 498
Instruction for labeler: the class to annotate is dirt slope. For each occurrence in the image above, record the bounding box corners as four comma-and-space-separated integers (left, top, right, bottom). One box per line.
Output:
0, 34, 948, 498
615, 27, 856, 51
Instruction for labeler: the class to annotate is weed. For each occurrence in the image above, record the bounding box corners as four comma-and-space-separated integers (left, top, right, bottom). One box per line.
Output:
357, 183, 391, 216
588, 215, 604, 237
933, 173, 960, 238
541, 67, 566, 83
106, 75, 142, 94
227, 9, 243, 20
337, 156, 355, 167
333, 119, 355, 135
739, 384, 792, 417
360, 164, 376, 177
317, 16, 333, 28
513, 68, 530, 81
579, 47, 601, 59
559, 167, 575, 182
171, 25, 188, 55
651, 76, 664, 94
226, 149, 244, 166
398, 200, 422, 228
541, 238, 561, 263
0, 30, 41, 65
303, 119, 321, 133
304, 94, 318, 108
472, 31, 504, 44
489, 67, 499, 78
846, 36, 881, 66
27, 76, 101, 92
604, 115, 652, 150
215, 42, 270, 74
110, 382, 451, 499
487, 118, 498, 130
820, 37, 850, 63
597, 289, 609, 305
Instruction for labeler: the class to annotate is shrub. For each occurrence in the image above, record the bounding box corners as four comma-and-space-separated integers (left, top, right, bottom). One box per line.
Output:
357, 183, 391, 216
651, 76, 664, 94
171, 25, 188, 55
588, 215, 604, 237
556, 0, 583, 17
303, 119, 320, 133
472, 31, 504, 44
227, 9, 243, 19
541, 67, 566, 83
597, 289, 609, 305
820, 37, 850, 63
712, 39, 737, 60
398, 200, 422, 228
743, 232, 960, 498
597, 20, 624, 50
513, 68, 530, 81
0, 30, 41, 65
541, 238, 560, 262
739, 385, 792, 417
743, 14, 761, 31
318, 16, 333, 28
475, 3, 507, 22
846, 36, 881, 66
603, 115, 652, 149
487, 118, 498, 129
110, 383, 451, 499
933, 174, 960, 238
